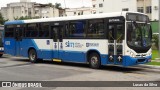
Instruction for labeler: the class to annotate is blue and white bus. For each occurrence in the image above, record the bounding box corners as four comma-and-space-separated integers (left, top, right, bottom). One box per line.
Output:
4, 12, 152, 68
0, 25, 4, 57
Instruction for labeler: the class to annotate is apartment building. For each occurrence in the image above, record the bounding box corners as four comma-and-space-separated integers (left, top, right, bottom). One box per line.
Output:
92, 0, 155, 20
34, 4, 59, 18
65, 7, 93, 16
137, 0, 152, 20
151, 0, 158, 21
0, 0, 60, 20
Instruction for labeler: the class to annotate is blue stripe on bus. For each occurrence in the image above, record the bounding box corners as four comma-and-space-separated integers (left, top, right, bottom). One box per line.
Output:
36, 50, 86, 63
5, 20, 24, 25
31, 39, 39, 50
123, 55, 151, 66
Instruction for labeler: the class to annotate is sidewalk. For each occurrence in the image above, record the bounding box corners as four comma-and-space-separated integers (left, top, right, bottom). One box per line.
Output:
139, 59, 160, 69
154, 58, 160, 62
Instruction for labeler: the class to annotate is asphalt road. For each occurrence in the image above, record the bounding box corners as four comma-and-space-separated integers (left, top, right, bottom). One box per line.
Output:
0, 55, 160, 90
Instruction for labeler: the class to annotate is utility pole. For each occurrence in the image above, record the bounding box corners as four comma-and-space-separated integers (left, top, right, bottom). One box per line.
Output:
82, 0, 84, 7
64, 0, 67, 8
159, 0, 160, 54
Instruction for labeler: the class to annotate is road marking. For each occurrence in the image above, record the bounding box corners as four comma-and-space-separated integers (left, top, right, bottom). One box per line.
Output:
124, 72, 150, 78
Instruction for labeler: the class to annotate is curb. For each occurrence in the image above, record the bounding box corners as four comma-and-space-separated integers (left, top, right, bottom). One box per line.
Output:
136, 64, 160, 69
152, 60, 160, 62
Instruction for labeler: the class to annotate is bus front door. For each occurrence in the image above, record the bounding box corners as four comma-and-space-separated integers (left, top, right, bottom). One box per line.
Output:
15, 26, 23, 56
108, 24, 124, 65
51, 25, 63, 60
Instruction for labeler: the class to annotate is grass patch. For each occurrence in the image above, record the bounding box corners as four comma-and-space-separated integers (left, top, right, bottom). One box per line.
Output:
152, 50, 160, 60
147, 62, 160, 66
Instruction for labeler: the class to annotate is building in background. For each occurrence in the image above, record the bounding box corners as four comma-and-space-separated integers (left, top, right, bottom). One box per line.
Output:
92, 0, 137, 14
0, 0, 61, 20
137, 0, 152, 20
92, 0, 154, 20
1, 0, 35, 20
1, 0, 159, 21
151, 0, 158, 21
34, 3, 59, 18
59, 8, 66, 17
65, 7, 93, 16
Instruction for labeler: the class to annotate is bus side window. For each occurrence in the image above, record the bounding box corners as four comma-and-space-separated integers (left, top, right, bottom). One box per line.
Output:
69, 20, 86, 38
87, 19, 104, 38
26, 24, 38, 37
5, 25, 15, 37
39, 23, 49, 38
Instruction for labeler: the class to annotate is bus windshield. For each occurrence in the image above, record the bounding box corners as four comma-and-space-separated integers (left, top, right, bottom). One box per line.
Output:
127, 22, 152, 48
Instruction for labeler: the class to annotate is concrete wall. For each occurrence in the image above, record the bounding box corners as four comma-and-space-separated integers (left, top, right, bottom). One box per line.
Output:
152, 0, 159, 21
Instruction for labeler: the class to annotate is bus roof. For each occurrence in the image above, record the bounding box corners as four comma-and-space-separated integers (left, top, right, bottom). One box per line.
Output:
5, 11, 146, 25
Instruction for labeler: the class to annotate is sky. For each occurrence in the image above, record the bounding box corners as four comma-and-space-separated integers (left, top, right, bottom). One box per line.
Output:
0, 0, 92, 8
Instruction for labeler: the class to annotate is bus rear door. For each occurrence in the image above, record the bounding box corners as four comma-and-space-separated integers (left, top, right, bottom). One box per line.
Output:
15, 25, 23, 56
50, 23, 63, 61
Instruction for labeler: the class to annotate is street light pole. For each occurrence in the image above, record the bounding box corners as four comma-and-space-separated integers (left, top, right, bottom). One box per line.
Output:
82, 0, 84, 7
159, 0, 160, 54
64, 0, 66, 8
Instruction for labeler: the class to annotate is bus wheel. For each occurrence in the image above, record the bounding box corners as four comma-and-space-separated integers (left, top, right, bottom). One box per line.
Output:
29, 49, 37, 63
0, 54, 3, 57
89, 53, 101, 69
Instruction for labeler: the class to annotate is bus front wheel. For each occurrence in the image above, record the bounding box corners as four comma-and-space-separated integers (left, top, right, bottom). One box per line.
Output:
89, 53, 101, 69
29, 49, 37, 63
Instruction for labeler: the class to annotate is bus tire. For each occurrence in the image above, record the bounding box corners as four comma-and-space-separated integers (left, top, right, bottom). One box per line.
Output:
89, 53, 101, 69
29, 49, 37, 63
0, 54, 3, 57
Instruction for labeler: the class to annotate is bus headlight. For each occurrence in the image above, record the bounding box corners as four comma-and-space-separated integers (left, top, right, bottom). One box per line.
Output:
130, 51, 135, 58
132, 54, 135, 58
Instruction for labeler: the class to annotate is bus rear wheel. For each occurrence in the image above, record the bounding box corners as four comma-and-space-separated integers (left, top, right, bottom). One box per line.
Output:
0, 54, 3, 57
29, 49, 37, 63
89, 53, 101, 69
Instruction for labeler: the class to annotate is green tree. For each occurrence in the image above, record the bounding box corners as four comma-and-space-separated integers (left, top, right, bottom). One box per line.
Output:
48, 3, 54, 7
14, 16, 33, 20
152, 34, 159, 49
55, 3, 62, 9
0, 13, 8, 25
